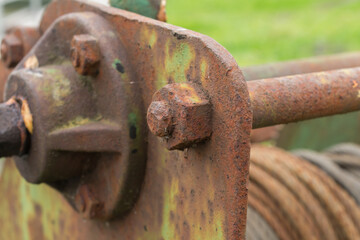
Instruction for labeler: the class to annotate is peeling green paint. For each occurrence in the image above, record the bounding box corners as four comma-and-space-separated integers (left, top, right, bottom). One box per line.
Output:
128, 111, 141, 140
112, 58, 129, 82
278, 111, 360, 151
53, 115, 105, 131
0, 160, 64, 240
156, 41, 196, 90
41, 68, 71, 107
161, 178, 179, 239
128, 112, 137, 126
149, 31, 157, 49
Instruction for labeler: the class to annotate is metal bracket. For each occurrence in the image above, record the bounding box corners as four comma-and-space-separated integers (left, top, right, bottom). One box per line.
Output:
0, 0, 252, 239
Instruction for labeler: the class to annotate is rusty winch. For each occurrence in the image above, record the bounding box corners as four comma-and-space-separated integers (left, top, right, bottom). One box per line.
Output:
0, 1, 360, 239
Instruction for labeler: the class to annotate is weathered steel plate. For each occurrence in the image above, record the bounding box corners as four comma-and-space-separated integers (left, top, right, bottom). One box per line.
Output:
0, 0, 252, 239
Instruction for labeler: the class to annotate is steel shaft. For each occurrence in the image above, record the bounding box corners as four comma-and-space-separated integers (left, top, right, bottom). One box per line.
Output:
249, 67, 360, 129
243, 52, 360, 81
0, 98, 28, 156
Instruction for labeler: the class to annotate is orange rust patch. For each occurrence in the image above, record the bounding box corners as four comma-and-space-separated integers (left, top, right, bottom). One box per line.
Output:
20, 98, 33, 134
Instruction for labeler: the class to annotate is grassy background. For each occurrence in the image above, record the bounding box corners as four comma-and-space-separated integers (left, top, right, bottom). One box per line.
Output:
167, 0, 360, 66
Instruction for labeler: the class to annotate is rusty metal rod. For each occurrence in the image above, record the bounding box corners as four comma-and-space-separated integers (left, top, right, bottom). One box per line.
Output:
249, 67, 360, 129
0, 98, 29, 156
242, 52, 360, 81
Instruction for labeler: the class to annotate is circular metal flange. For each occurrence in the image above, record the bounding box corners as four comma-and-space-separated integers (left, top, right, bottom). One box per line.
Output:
5, 12, 147, 219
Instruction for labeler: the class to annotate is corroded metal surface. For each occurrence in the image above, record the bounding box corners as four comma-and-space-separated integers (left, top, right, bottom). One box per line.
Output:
6, 11, 146, 221
147, 83, 212, 150
249, 67, 360, 129
70, 34, 101, 76
1, 0, 360, 239
0, 0, 252, 239
1, 33, 23, 68
242, 52, 360, 150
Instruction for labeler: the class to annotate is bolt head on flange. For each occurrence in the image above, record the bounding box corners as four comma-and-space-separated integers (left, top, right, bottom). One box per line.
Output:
70, 34, 100, 76
1, 34, 24, 68
147, 83, 212, 150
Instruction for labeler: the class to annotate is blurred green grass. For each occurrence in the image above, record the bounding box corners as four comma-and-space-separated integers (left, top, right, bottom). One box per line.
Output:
167, 0, 360, 66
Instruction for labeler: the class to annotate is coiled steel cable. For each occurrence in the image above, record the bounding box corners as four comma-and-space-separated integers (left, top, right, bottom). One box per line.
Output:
294, 150, 360, 204
325, 143, 360, 180
247, 145, 360, 240
246, 206, 279, 240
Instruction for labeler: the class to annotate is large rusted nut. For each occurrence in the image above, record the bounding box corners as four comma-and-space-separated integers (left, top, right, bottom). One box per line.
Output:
1, 34, 24, 68
70, 34, 100, 76
147, 83, 212, 150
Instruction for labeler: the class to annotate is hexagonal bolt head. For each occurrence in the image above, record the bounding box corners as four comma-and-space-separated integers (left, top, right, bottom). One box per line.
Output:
147, 83, 212, 150
1, 34, 24, 68
70, 34, 100, 76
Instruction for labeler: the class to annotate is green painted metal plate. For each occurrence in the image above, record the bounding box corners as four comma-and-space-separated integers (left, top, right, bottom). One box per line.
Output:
277, 112, 360, 151
110, 0, 165, 20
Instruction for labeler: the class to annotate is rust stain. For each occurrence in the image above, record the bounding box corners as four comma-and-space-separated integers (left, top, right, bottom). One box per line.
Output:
20, 98, 33, 134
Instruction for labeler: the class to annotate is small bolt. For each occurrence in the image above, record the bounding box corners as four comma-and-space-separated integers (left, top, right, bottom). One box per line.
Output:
70, 34, 100, 76
1, 34, 24, 68
147, 101, 173, 137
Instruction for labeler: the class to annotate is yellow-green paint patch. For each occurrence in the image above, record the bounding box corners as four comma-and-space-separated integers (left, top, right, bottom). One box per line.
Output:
41, 68, 71, 107
179, 83, 202, 103
128, 111, 141, 140
161, 178, 179, 239
54, 115, 103, 131
156, 40, 196, 90
140, 27, 158, 49
0, 160, 65, 240
149, 30, 157, 49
